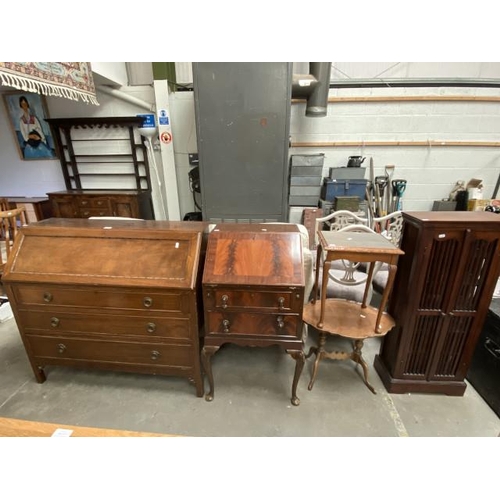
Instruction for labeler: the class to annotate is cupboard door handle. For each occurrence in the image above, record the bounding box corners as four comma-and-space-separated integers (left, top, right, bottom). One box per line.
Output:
143, 297, 153, 308
278, 297, 285, 310
51, 317, 60, 328
150, 350, 161, 361
57, 343, 66, 354
277, 316, 285, 329
146, 322, 156, 334
43, 292, 53, 303
222, 319, 230, 333
221, 295, 229, 309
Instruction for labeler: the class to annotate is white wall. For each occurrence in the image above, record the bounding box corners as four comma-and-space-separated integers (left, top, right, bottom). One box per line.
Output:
290, 86, 500, 210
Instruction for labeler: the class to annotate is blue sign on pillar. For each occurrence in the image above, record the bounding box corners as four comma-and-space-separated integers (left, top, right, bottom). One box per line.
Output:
137, 114, 156, 128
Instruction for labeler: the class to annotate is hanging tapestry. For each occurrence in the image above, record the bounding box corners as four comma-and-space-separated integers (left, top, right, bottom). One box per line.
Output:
0, 62, 99, 105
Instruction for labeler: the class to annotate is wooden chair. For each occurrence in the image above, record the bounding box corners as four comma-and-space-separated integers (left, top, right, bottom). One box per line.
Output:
370, 211, 404, 293
0, 207, 28, 276
0, 198, 9, 212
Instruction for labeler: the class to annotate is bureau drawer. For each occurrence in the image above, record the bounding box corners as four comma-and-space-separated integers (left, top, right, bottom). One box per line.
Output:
206, 312, 301, 337
27, 334, 193, 368
13, 286, 186, 313
204, 288, 302, 312
19, 310, 192, 340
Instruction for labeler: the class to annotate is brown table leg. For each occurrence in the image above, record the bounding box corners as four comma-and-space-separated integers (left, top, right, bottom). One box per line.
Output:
286, 349, 305, 406
201, 346, 220, 402
375, 262, 397, 333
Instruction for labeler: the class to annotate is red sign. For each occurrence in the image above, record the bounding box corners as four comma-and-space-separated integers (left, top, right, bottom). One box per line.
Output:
160, 131, 172, 144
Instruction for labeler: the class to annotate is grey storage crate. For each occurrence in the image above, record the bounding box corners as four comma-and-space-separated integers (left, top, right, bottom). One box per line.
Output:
290, 153, 325, 177
329, 167, 366, 180
289, 195, 320, 206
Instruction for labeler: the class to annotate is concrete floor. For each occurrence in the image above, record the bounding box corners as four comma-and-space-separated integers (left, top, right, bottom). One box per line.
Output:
0, 312, 499, 437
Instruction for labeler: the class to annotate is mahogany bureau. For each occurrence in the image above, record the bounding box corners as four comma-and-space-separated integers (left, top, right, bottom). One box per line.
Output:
2, 218, 207, 397
201, 224, 306, 406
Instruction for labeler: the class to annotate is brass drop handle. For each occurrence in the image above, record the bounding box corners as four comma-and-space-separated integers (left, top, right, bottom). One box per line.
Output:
221, 294, 229, 309
278, 297, 285, 310
43, 292, 53, 303
143, 297, 153, 308
222, 319, 230, 333
146, 322, 156, 334
51, 317, 60, 328
277, 316, 285, 329
150, 350, 160, 361
57, 343, 66, 354
83, 211, 90, 216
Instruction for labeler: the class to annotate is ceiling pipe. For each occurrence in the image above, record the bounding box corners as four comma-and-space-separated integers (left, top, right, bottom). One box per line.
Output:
97, 85, 155, 111
291, 62, 331, 117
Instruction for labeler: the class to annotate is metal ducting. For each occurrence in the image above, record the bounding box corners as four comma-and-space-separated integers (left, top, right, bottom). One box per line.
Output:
292, 62, 331, 117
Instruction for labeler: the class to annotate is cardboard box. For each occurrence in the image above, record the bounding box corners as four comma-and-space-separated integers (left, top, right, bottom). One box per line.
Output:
468, 199, 490, 211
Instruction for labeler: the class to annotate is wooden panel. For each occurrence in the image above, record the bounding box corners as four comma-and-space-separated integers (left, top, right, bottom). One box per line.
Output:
19, 310, 192, 340
27, 334, 193, 368
6, 230, 201, 289
0, 417, 176, 437
206, 312, 300, 337
204, 231, 304, 286
13, 285, 185, 313
204, 288, 299, 312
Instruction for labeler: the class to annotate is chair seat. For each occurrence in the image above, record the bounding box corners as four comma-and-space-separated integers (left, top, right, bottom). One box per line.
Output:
317, 266, 373, 304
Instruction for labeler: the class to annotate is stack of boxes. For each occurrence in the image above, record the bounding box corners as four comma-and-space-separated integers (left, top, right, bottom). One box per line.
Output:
319, 166, 367, 215
289, 154, 325, 207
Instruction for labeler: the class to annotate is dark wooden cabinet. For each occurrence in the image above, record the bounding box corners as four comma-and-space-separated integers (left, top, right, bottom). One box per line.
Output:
201, 224, 305, 405
47, 190, 154, 220
375, 211, 500, 395
2, 218, 206, 397
4, 197, 52, 222
46, 116, 155, 220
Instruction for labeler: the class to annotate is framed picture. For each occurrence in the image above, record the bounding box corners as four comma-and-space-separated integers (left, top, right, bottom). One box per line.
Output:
2, 91, 57, 160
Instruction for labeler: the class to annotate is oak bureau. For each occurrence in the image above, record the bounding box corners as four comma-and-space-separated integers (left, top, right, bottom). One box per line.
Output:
2, 218, 207, 397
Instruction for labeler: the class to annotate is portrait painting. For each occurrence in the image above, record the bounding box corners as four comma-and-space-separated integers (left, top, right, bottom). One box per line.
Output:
2, 91, 57, 160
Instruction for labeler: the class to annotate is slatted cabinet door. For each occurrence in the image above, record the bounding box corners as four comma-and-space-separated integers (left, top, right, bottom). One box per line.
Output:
375, 212, 500, 396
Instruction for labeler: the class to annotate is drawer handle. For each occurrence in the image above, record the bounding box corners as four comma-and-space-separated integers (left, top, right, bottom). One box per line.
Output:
81, 200, 88, 206
222, 319, 230, 333
221, 295, 229, 309
151, 350, 161, 361
277, 316, 285, 329
143, 297, 153, 308
51, 317, 60, 328
146, 322, 156, 334
97, 201, 103, 206
278, 297, 285, 310
57, 343, 66, 354
83, 211, 90, 216
43, 292, 53, 303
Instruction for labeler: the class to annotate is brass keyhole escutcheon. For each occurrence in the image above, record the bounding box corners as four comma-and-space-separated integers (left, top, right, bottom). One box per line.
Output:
151, 350, 160, 361
147, 322, 156, 334
143, 297, 153, 308
51, 317, 60, 328
43, 292, 53, 303
57, 343, 66, 354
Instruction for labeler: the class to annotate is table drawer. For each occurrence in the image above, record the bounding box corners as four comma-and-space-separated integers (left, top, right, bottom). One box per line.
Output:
206, 312, 301, 337
27, 334, 193, 368
77, 197, 111, 209
204, 288, 302, 312
13, 286, 185, 313
19, 310, 192, 340
79, 208, 113, 218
